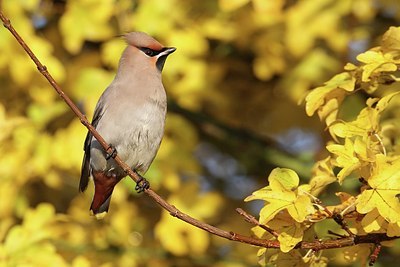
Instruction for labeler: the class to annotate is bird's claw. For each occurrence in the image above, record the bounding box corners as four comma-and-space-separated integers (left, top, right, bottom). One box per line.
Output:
135, 174, 150, 193
106, 144, 117, 160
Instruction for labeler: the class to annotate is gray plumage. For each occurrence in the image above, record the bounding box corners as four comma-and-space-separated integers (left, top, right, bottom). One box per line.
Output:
80, 32, 175, 217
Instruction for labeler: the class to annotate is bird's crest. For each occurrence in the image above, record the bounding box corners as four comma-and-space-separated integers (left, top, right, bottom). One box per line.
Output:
124, 31, 164, 51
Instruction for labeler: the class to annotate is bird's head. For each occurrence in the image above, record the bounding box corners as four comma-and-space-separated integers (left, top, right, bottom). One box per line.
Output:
124, 32, 176, 72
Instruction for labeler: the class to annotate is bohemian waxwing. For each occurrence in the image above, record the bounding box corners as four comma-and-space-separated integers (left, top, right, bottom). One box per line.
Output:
80, 32, 176, 219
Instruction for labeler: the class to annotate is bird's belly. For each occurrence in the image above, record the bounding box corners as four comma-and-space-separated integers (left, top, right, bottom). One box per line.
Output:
91, 102, 166, 175
115, 121, 164, 172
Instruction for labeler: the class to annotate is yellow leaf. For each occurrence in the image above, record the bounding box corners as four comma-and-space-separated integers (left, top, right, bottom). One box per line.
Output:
100, 38, 126, 69
252, 0, 284, 14
269, 168, 299, 191
309, 157, 336, 196
326, 72, 357, 92
168, 30, 209, 57
9, 54, 35, 86
283, 49, 340, 102
167, 182, 223, 219
201, 18, 237, 41
155, 211, 209, 256
305, 86, 329, 117
4, 203, 56, 254
329, 110, 376, 143
29, 37, 66, 83
356, 51, 398, 82
375, 91, 400, 112
308, 255, 329, 266
361, 208, 386, 233
329, 121, 366, 139
1, 2, 67, 87
24, 203, 55, 227
253, 56, 283, 81
109, 204, 139, 246
343, 244, 372, 265
59, 0, 115, 54
344, 62, 357, 70
31, 135, 52, 177
288, 195, 314, 222
358, 188, 400, 223
329, 93, 398, 155
357, 50, 385, 64
257, 192, 296, 224
356, 155, 400, 223
71, 67, 114, 100
285, 0, 350, 57
169, 59, 208, 110
267, 214, 306, 252
328, 192, 357, 215
0, 104, 26, 143
27, 101, 67, 128
251, 225, 272, 240
352, 0, 375, 21
317, 97, 340, 129
52, 120, 87, 171
353, 137, 370, 162
72, 256, 91, 267
326, 139, 361, 182
269, 250, 306, 266
277, 223, 304, 252
219, 0, 250, 12
305, 72, 354, 116
381, 26, 400, 53
246, 168, 314, 223
387, 222, 400, 237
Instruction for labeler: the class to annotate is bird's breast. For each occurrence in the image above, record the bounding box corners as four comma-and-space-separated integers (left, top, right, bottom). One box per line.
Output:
91, 94, 166, 174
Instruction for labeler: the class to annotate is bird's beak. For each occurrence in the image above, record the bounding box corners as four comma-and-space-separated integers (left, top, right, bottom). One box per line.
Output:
158, 47, 176, 58
156, 47, 176, 71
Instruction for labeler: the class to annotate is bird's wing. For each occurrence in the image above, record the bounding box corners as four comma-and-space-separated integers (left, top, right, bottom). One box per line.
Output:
79, 104, 104, 192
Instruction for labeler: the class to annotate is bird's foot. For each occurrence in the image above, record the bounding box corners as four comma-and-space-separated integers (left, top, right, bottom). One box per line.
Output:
135, 173, 150, 193
106, 144, 117, 160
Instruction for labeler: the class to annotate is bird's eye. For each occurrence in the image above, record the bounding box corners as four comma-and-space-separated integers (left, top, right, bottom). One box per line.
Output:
143, 48, 156, 57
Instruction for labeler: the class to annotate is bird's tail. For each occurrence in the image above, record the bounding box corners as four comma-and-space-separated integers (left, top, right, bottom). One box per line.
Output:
90, 171, 120, 219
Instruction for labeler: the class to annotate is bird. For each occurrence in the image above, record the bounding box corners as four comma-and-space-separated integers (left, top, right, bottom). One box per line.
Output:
79, 32, 176, 219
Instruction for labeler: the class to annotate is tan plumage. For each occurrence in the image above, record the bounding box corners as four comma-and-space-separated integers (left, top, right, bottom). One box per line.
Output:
80, 32, 176, 218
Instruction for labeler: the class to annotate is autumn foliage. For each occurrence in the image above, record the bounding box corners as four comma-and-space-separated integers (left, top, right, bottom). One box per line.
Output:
247, 27, 400, 265
2, 1, 400, 267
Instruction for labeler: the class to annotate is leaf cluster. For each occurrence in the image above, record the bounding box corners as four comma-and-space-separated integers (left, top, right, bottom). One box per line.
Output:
246, 26, 400, 266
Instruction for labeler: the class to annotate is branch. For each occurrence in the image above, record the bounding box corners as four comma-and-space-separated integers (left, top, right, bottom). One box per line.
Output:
0, 10, 398, 255
236, 208, 278, 238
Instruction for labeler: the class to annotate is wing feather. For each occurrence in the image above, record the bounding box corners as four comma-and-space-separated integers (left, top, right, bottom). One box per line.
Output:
79, 104, 104, 192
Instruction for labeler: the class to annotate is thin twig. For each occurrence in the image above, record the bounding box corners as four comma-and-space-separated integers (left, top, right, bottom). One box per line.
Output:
1, 10, 398, 252
236, 208, 278, 237
369, 243, 381, 266
327, 230, 347, 238
312, 195, 355, 237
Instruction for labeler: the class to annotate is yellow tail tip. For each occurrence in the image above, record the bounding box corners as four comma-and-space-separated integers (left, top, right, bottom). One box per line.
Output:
90, 210, 108, 220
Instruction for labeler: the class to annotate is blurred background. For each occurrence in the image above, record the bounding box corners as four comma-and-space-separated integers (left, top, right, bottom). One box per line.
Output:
1, 0, 400, 266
